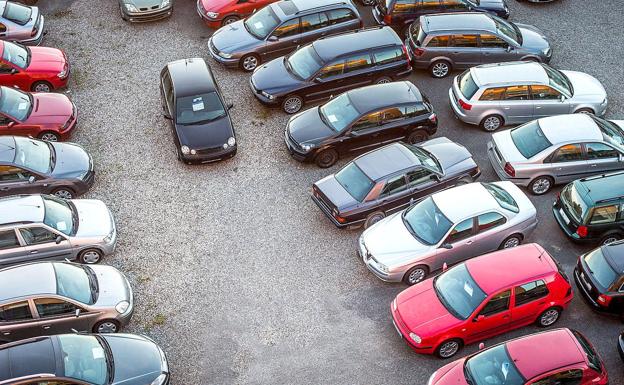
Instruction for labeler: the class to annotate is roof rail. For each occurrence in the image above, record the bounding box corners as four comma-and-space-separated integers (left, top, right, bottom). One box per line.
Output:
294, 1, 350, 15
317, 25, 385, 41
596, 196, 624, 204
580, 170, 624, 182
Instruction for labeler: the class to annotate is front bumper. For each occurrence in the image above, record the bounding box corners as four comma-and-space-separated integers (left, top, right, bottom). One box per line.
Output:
122, 4, 173, 22
196, 1, 223, 29
359, 239, 403, 282
391, 305, 435, 354
250, 77, 281, 107
180, 145, 237, 164
283, 129, 309, 162
207, 37, 240, 68
59, 104, 78, 141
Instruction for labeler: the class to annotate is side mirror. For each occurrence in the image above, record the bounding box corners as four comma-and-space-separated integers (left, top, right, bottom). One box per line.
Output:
268, 36, 278, 42
559, 95, 565, 102
473, 315, 485, 323
314, 77, 323, 83
75, 309, 81, 318
55, 235, 63, 244
329, 94, 334, 100
440, 243, 453, 250
10, 68, 17, 75
430, 174, 440, 181
478, 342, 485, 350
442, 262, 448, 271
619, 154, 624, 162
7, 121, 14, 128
349, 131, 361, 138
27, 175, 35, 184
227, 103, 234, 110
163, 113, 172, 120
506, 45, 513, 53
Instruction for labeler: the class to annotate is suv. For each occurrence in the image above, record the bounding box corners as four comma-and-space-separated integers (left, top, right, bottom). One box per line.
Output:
407, 12, 552, 78
208, 0, 362, 72
553, 171, 624, 246
250, 26, 412, 114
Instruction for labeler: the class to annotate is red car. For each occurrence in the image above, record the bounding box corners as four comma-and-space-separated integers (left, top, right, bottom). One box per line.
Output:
0, 85, 76, 141
0, 40, 69, 92
391, 243, 573, 358
197, 0, 278, 28
428, 328, 608, 385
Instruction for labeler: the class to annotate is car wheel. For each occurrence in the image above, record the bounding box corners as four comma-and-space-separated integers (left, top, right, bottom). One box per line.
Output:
38, 131, 60, 142
575, 108, 594, 114
600, 233, 622, 246
375, 76, 392, 84
429, 60, 451, 78
240, 54, 260, 72
364, 211, 385, 229
222, 15, 240, 26
537, 307, 561, 327
406, 130, 429, 144
282, 94, 304, 114
435, 338, 463, 359
52, 187, 75, 200
314, 148, 338, 168
403, 265, 429, 285
480, 115, 504, 132
499, 234, 523, 250
31, 81, 53, 93
529, 176, 553, 195
93, 319, 121, 334
79, 248, 103, 264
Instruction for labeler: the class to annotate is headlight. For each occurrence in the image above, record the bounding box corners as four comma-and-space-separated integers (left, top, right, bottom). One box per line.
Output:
58, 68, 68, 79
161, 0, 170, 6
301, 143, 315, 152
409, 333, 422, 344
219, 51, 233, 59
227, 137, 236, 147
181, 145, 190, 155
206, 11, 219, 19
150, 374, 167, 385
115, 301, 130, 314
261, 91, 275, 100
125, 3, 138, 12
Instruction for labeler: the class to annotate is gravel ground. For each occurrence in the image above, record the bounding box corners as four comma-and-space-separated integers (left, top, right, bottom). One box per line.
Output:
37, 0, 624, 384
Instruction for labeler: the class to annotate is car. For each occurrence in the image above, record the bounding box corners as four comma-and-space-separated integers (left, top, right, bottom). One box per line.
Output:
359, 181, 537, 285
553, 171, 624, 245
250, 26, 412, 114
0, 261, 133, 342
119, 0, 173, 22
372, 0, 510, 36
312, 138, 480, 228
285, 81, 438, 168
0, 0, 45, 45
449, 61, 608, 131
159, 58, 236, 164
197, 0, 278, 29
207, 0, 362, 72
487, 114, 624, 195
0, 333, 170, 385
0, 85, 77, 141
0, 194, 116, 266
391, 243, 572, 358
0, 136, 94, 198
407, 12, 552, 78
427, 328, 608, 385
619, 331, 624, 361
0, 40, 70, 92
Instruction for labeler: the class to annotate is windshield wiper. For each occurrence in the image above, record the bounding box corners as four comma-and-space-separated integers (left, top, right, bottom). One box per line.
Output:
464, 364, 476, 385
96, 335, 115, 383
47, 142, 56, 171
83, 266, 99, 303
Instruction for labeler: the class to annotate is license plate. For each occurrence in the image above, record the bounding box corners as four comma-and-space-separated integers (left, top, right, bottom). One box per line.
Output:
392, 320, 402, 338
559, 208, 570, 225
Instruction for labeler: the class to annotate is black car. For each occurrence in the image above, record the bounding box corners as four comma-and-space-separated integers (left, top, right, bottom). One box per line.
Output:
312, 138, 480, 228
0, 333, 169, 385
372, 0, 510, 36
285, 81, 437, 167
159, 58, 236, 164
250, 26, 412, 114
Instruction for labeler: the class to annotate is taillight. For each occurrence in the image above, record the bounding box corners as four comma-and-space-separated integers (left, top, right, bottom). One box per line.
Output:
332, 209, 346, 224
565, 288, 572, 298
503, 162, 515, 177
458, 99, 472, 111
31, 25, 38, 37
576, 225, 588, 238
597, 294, 612, 307
428, 113, 437, 124
413, 48, 425, 57
384, 14, 392, 24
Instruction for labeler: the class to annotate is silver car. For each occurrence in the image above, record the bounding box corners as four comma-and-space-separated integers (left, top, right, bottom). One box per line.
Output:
0, 261, 133, 343
358, 181, 537, 285
0, 194, 117, 266
449, 61, 608, 131
488, 114, 624, 195
0, 1, 44, 45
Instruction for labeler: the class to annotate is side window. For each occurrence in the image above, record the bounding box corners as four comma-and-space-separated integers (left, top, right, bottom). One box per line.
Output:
514, 280, 549, 307
479, 87, 506, 101
373, 46, 403, 65
318, 60, 345, 79
421, 0, 441, 11
443, 0, 469, 11
0, 165, 30, 182
531, 369, 583, 385
590, 205, 618, 224
271, 18, 300, 38
344, 52, 373, 74
479, 290, 511, 316
300, 13, 328, 33
477, 212, 506, 233
381, 107, 405, 123
480, 34, 508, 48
450, 35, 479, 48
380, 175, 408, 197
161, 70, 174, 108
393, 0, 420, 13
19, 227, 57, 245
34, 298, 78, 318
530, 85, 561, 100
0, 61, 13, 73
550, 144, 583, 163
0, 229, 20, 250
326, 8, 356, 25
445, 218, 474, 244
503, 85, 530, 101
406, 168, 432, 187
0, 115, 12, 125
585, 142, 619, 160
0, 301, 32, 322
402, 103, 429, 117
426, 35, 449, 48
351, 111, 383, 131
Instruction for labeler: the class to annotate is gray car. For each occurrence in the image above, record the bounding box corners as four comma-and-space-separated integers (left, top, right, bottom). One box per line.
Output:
0, 261, 133, 342
0, 194, 117, 266
406, 12, 551, 78
119, 0, 173, 22
0, 0, 44, 45
207, 0, 361, 72
358, 181, 537, 285
488, 114, 624, 195
449, 61, 608, 131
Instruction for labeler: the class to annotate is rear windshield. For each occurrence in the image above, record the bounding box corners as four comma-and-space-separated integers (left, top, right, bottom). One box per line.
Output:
510, 120, 552, 159
561, 183, 588, 223
458, 70, 479, 100
483, 183, 519, 213
584, 248, 618, 290
572, 330, 603, 372
410, 21, 426, 46
335, 162, 374, 202
3, 2, 32, 25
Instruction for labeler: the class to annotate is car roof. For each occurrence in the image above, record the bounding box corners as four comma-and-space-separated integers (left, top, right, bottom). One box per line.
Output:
348, 81, 423, 114
354, 142, 422, 181
466, 243, 556, 294
166, 58, 216, 97
278, 0, 351, 15
0, 263, 57, 302
313, 27, 400, 62
505, 329, 586, 380
0, 136, 16, 163
601, 240, 624, 274
0, 337, 57, 382
422, 12, 496, 34
537, 114, 602, 145
0, 194, 45, 226
575, 170, 624, 205
431, 182, 500, 222
471, 61, 548, 87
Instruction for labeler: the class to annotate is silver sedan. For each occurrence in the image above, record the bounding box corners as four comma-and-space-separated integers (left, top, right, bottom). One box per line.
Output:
0, 1, 45, 45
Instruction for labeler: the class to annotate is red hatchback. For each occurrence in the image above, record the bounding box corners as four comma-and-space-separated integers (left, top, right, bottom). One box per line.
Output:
428, 328, 608, 385
197, 0, 278, 28
0, 40, 69, 92
391, 243, 573, 358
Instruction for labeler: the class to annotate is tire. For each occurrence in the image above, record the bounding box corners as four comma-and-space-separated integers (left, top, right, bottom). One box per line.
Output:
31, 81, 53, 92
314, 148, 338, 168
239, 54, 260, 72
429, 60, 451, 78
375, 76, 392, 85
600, 233, 623, 246
403, 265, 429, 286
282, 94, 303, 114
575, 108, 594, 114
529, 175, 554, 195
435, 338, 463, 359
364, 211, 385, 229
499, 234, 523, 250
38, 131, 60, 142
222, 15, 239, 26
93, 319, 121, 334
480, 114, 504, 132
405, 130, 429, 144
536, 307, 561, 327
79, 248, 103, 264
52, 187, 75, 200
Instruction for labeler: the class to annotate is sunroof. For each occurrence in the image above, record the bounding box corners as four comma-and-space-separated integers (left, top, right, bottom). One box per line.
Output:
278, 1, 298, 15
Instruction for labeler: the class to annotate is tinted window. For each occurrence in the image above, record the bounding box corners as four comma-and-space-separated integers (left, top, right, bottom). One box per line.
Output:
287, 45, 323, 80
326, 8, 356, 25
561, 183, 588, 223
318, 59, 345, 79
344, 52, 373, 73
0, 165, 28, 181
402, 104, 429, 117
445, 218, 474, 244
381, 175, 407, 197
530, 85, 561, 100
458, 70, 479, 100
334, 162, 374, 202
19, 227, 56, 245
0, 229, 19, 250
480, 34, 508, 48
450, 35, 479, 48
434, 263, 487, 320
406, 168, 432, 187
319, 93, 359, 132
586, 142, 619, 159
300, 13, 328, 33
35, 298, 78, 317
477, 212, 506, 232
479, 290, 511, 316
510, 120, 552, 159
479, 87, 505, 101
373, 46, 404, 65
465, 345, 524, 385
532, 370, 583, 385
352, 111, 383, 131
584, 248, 618, 289
0, 301, 32, 322
483, 183, 519, 213
426, 35, 449, 47
551, 144, 583, 162
3, 2, 32, 25
176, 92, 226, 125
381, 107, 404, 123
393, 0, 419, 13
514, 280, 548, 306
590, 205, 618, 224
272, 18, 300, 38
503, 85, 529, 100
442, 0, 468, 10
421, 0, 441, 11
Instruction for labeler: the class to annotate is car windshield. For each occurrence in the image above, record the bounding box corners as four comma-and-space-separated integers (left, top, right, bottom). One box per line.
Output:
483, 183, 518, 213
493, 17, 520, 44
593, 116, 624, 152
458, 70, 479, 100
286, 45, 323, 80
405, 145, 442, 173
510, 120, 552, 159
54, 262, 96, 305
319, 93, 360, 132
402, 197, 452, 245
2, 41, 29, 69
561, 183, 588, 223
434, 264, 487, 320
0, 86, 31, 121
244, 6, 280, 39
334, 162, 374, 202
584, 248, 618, 289
13, 136, 52, 174
58, 335, 109, 385
3, 2, 32, 25
464, 345, 525, 385
543, 64, 572, 97
43, 195, 75, 236
176, 92, 225, 125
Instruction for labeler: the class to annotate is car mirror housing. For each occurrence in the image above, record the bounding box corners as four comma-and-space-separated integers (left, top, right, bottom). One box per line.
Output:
559, 95, 565, 102
7, 121, 15, 128
440, 243, 453, 250
473, 315, 485, 323
506, 45, 512, 52
55, 235, 63, 244
10, 68, 17, 75
268, 36, 278, 42
27, 175, 35, 184
314, 77, 323, 83
75, 308, 81, 318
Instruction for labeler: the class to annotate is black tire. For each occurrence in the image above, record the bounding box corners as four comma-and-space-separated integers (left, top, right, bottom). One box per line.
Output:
239, 54, 260, 72
93, 319, 121, 334
575, 108, 594, 114
31, 81, 53, 92
222, 15, 240, 26
38, 131, 60, 142
405, 130, 429, 144
536, 307, 561, 327
364, 211, 385, 229
375, 76, 392, 85
51, 187, 75, 200
429, 60, 451, 78
600, 233, 623, 246
282, 94, 304, 114
314, 148, 338, 168
79, 248, 103, 264
499, 234, 523, 250
403, 265, 429, 286
529, 175, 554, 195
435, 338, 463, 359
480, 114, 504, 132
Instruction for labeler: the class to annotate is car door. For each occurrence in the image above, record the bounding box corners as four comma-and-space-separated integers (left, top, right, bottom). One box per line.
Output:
447, 34, 481, 69
33, 297, 91, 335
377, 106, 411, 144
500, 85, 533, 124
584, 142, 624, 174
0, 228, 29, 266
308, 59, 346, 101
466, 289, 512, 342
341, 51, 375, 89
472, 212, 508, 255
17, 226, 73, 262
547, 143, 589, 183
480, 34, 514, 64
343, 110, 386, 154
375, 173, 413, 215
509, 280, 549, 329
436, 217, 478, 267
325, 8, 361, 34
0, 300, 37, 342
266, 17, 302, 59
371, 45, 407, 78
0, 114, 26, 137
0, 165, 43, 196
298, 12, 330, 45
530, 85, 570, 118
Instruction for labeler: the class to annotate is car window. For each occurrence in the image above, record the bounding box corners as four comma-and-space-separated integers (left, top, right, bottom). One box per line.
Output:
335, 162, 374, 202
402, 103, 429, 117
503, 85, 530, 101
458, 70, 479, 100
480, 34, 508, 48
344, 52, 373, 73
34, 298, 78, 318
479, 290, 511, 316
0, 165, 29, 182
272, 18, 300, 38
300, 13, 329, 33
511, 120, 552, 159
421, 0, 441, 11
380, 175, 407, 197
590, 205, 618, 224
551, 144, 583, 162
445, 218, 474, 244
319, 92, 359, 132
530, 85, 561, 100
514, 280, 549, 307
2, 41, 27, 69
19, 227, 57, 245
572, 330, 603, 372
0, 24, 6, 33
0, 301, 32, 322
531, 369, 583, 385
477, 212, 506, 233
393, 0, 420, 13
352, 111, 383, 131
318, 59, 345, 79
483, 183, 519, 213
406, 168, 432, 187
0, 229, 19, 250
381, 107, 404, 123
479, 87, 506, 101
373, 46, 404, 65
161, 69, 174, 108
450, 35, 479, 48
442, 0, 468, 10
426, 35, 449, 47
3, 2, 32, 25
585, 142, 619, 159
326, 8, 356, 25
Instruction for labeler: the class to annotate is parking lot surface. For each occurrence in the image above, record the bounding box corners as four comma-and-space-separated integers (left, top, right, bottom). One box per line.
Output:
39, 1, 624, 384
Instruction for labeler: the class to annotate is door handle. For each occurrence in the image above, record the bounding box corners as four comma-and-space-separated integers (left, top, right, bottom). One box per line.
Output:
1, 331, 10, 336
535, 106, 542, 109
42, 325, 51, 330
590, 164, 598, 167
0, 187, 9, 191
502, 315, 510, 319
466, 240, 473, 244
29, 250, 39, 254
538, 301, 546, 305
503, 107, 510, 110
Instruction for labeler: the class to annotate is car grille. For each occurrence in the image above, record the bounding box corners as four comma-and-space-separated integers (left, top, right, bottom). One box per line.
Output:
196, 145, 228, 155
210, 40, 221, 56
140, 5, 160, 11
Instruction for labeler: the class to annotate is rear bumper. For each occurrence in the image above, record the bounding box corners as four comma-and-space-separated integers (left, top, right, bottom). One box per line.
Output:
448, 88, 478, 125
552, 202, 599, 243
311, 194, 348, 228
486, 141, 531, 187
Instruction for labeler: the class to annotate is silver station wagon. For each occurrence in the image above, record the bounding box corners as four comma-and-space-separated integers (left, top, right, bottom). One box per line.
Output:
488, 114, 624, 195
449, 61, 608, 131
358, 181, 537, 285
0, 0, 45, 45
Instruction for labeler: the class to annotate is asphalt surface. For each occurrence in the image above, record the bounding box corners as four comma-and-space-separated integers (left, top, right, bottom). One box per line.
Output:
39, 1, 624, 384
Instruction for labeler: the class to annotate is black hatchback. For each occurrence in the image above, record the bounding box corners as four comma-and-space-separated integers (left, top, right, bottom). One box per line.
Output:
160, 58, 236, 164
250, 26, 412, 114
284, 81, 437, 167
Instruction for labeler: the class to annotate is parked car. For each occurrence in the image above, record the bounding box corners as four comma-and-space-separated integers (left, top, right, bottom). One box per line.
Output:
359, 181, 537, 285
250, 26, 412, 114
197, 0, 278, 28
0, 0, 45, 45
0, 194, 116, 266
553, 171, 624, 245
159, 58, 236, 164
487, 114, 624, 195
407, 12, 551, 78
0, 333, 170, 385
427, 328, 608, 385
449, 61, 608, 131
372, 0, 510, 36
0, 136, 94, 198
285, 81, 437, 167
312, 139, 479, 228
0, 85, 77, 141
0, 40, 70, 92
119, 0, 173, 22
619, 331, 624, 361
208, 0, 362, 72
0, 261, 133, 342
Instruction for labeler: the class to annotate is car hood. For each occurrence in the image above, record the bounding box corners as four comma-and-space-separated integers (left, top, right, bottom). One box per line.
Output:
314, 175, 358, 212
175, 115, 234, 150
430, 359, 468, 385
473, 0, 507, 12
287, 107, 335, 145
491, 129, 527, 162
420, 137, 472, 171
102, 334, 164, 385
49, 141, 91, 179
211, 20, 261, 53
563, 70, 607, 99
25, 93, 72, 125
251, 57, 301, 94
28, 46, 66, 73
517, 24, 550, 51
91, 265, 132, 308
200, 0, 233, 12
127, 0, 163, 7
73, 199, 114, 238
